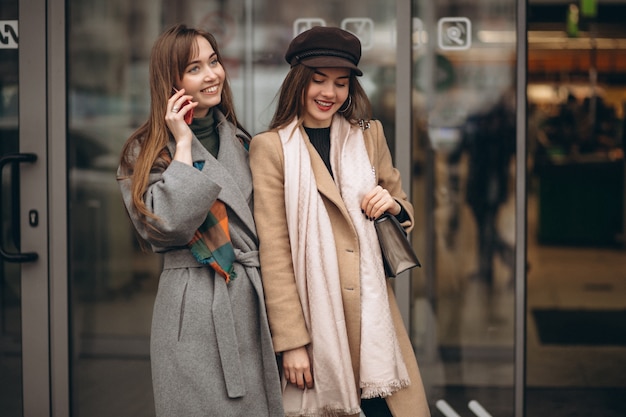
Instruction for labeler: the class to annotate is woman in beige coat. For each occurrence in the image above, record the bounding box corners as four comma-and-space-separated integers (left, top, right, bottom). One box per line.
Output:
249, 26, 430, 417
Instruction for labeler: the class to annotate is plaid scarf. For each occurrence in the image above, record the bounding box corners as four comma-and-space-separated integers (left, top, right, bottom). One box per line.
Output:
187, 160, 237, 283
160, 118, 242, 282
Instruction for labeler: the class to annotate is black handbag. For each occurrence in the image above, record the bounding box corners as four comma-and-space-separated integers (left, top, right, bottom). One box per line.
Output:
374, 213, 421, 277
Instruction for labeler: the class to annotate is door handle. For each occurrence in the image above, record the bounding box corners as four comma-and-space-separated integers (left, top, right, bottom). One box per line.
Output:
0, 153, 39, 263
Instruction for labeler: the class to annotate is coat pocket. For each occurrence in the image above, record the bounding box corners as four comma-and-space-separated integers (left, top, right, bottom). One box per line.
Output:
177, 280, 189, 342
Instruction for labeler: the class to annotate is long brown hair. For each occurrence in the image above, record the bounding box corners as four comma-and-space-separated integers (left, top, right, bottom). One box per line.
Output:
118, 24, 241, 237
269, 64, 372, 130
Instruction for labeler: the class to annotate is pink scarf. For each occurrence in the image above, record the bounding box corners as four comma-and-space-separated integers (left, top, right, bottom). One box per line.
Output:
279, 116, 409, 416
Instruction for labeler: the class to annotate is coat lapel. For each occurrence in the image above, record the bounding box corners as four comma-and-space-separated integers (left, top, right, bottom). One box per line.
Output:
210, 114, 256, 235
169, 110, 256, 237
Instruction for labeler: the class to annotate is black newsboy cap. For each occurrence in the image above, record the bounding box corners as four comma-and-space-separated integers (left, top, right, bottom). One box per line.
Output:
285, 26, 363, 76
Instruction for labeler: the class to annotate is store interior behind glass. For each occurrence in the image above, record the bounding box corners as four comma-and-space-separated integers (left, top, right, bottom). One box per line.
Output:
525, 1, 626, 415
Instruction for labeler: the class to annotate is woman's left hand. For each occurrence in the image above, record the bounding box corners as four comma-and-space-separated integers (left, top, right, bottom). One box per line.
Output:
361, 185, 401, 220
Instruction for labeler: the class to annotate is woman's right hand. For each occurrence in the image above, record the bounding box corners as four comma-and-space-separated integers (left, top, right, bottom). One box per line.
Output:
282, 346, 314, 390
165, 88, 196, 165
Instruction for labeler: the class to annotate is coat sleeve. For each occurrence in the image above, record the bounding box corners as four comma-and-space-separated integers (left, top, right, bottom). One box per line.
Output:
118, 158, 221, 250
369, 120, 415, 232
249, 132, 312, 353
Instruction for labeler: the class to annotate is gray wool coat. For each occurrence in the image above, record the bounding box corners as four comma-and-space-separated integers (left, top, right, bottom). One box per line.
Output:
118, 110, 284, 417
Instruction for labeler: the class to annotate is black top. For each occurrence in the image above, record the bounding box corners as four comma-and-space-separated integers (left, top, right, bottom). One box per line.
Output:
305, 126, 333, 178
304, 124, 409, 222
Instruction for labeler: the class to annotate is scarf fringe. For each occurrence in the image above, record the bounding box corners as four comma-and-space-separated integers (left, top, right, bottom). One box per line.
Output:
360, 379, 411, 399
285, 406, 362, 417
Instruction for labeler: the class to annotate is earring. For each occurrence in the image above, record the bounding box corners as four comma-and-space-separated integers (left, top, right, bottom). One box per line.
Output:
338, 95, 352, 113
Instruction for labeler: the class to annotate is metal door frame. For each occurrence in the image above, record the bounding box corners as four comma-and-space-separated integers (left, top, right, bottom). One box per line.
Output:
18, 0, 70, 415
514, 0, 528, 415
18, 0, 50, 415
48, 0, 70, 414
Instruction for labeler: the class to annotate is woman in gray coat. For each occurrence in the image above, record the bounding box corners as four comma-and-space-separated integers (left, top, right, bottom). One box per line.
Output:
117, 24, 283, 417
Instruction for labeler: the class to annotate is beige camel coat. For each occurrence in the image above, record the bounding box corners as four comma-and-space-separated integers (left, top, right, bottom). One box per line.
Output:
250, 119, 430, 417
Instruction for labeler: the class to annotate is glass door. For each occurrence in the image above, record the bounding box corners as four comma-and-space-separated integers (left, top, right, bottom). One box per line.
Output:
0, 0, 52, 415
409, 0, 522, 416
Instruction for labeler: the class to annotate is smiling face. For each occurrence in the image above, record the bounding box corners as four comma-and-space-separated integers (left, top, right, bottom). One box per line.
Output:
177, 35, 225, 118
302, 67, 351, 128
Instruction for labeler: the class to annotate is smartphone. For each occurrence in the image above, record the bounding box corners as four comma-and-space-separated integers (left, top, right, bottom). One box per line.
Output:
172, 87, 194, 124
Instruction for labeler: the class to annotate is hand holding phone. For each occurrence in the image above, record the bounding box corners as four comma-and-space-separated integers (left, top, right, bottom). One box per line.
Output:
172, 88, 194, 124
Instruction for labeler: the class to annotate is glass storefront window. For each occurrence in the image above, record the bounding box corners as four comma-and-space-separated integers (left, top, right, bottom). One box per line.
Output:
526, 2, 626, 415
410, 0, 517, 415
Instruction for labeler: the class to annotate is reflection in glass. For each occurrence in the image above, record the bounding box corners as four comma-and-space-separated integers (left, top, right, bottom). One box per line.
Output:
411, 1, 516, 415
68, 1, 163, 415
